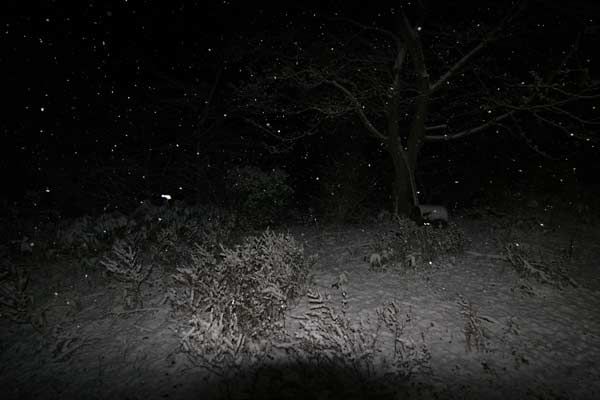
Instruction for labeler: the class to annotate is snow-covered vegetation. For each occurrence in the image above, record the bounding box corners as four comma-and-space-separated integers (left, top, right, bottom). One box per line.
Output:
1, 194, 599, 399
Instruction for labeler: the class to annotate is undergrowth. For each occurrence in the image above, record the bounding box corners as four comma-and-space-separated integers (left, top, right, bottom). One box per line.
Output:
368, 216, 466, 271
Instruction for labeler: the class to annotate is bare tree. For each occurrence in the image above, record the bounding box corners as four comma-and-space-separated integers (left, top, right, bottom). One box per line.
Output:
233, 1, 600, 216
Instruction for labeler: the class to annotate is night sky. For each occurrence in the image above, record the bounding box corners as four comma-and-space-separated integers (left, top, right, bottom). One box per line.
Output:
2, 0, 599, 217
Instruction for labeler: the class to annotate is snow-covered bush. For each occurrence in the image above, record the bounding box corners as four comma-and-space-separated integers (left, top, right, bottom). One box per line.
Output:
180, 292, 431, 399
131, 202, 237, 267
276, 294, 431, 398
0, 263, 34, 324
168, 228, 313, 337
369, 216, 465, 270
55, 212, 130, 254
50, 202, 236, 281
99, 237, 153, 308
169, 229, 315, 392
180, 308, 273, 381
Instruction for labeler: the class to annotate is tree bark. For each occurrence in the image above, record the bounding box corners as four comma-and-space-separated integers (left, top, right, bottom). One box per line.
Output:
381, 10, 432, 217
388, 145, 414, 216
385, 95, 414, 216
400, 11, 431, 176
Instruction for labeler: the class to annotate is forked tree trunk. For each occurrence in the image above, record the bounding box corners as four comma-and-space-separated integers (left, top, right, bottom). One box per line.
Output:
378, 11, 431, 218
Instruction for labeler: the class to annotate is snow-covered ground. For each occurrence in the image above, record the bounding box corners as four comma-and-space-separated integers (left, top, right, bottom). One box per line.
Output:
1, 210, 599, 399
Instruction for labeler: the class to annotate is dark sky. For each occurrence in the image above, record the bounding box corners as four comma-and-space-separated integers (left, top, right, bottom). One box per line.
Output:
2, 1, 599, 212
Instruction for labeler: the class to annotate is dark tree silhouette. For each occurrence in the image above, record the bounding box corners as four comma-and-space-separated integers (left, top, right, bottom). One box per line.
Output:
232, 1, 599, 216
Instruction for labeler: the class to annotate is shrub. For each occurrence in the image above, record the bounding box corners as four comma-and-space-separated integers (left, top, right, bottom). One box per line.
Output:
368, 216, 465, 270
224, 166, 293, 227
53, 201, 235, 264
94, 202, 237, 307
132, 202, 237, 266
99, 237, 153, 308
168, 228, 314, 337
0, 263, 33, 324
54, 212, 130, 255
181, 294, 432, 399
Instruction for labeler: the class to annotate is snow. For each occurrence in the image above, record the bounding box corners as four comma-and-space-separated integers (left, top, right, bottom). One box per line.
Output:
1, 213, 599, 399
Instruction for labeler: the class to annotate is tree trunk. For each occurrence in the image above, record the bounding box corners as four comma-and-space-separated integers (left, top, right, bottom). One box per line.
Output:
398, 11, 431, 211
385, 104, 414, 216
389, 147, 414, 216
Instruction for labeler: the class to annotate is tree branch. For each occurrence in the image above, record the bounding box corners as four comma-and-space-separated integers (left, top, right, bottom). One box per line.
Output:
549, 105, 600, 125
241, 117, 319, 143
330, 16, 404, 54
500, 118, 561, 160
430, 39, 493, 93
430, 1, 528, 93
325, 79, 387, 141
198, 65, 223, 128
425, 111, 514, 142
426, 124, 447, 131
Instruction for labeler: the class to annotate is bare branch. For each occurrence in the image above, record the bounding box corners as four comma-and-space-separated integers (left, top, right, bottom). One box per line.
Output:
549, 105, 600, 125
325, 79, 387, 141
241, 117, 318, 143
425, 111, 514, 142
543, 84, 600, 100
329, 16, 404, 53
532, 112, 600, 145
425, 124, 447, 131
198, 66, 223, 127
499, 119, 561, 160
430, 39, 493, 93
430, 1, 528, 93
